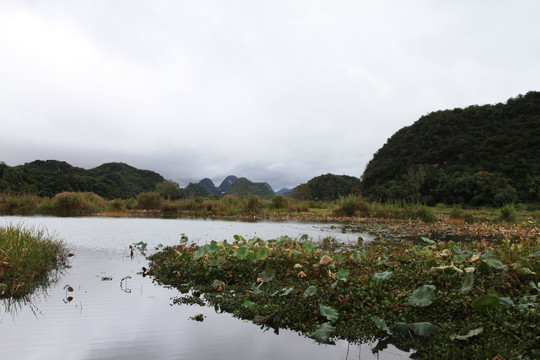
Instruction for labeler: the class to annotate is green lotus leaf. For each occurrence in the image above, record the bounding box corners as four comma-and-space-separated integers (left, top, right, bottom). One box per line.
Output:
259, 268, 275, 282
471, 290, 500, 311
303, 285, 317, 297
310, 322, 336, 342
450, 327, 483, 341
319, 304, 339, 323
412, 322, 437, 336
483, 258, 508, 271
371, 315, 392, 335
460, 272, 475, 294
409, 285, 437, 307
372, 271, 393, 283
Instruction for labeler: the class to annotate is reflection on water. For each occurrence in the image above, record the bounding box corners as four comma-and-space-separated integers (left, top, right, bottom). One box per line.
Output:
0, 216, 411, 360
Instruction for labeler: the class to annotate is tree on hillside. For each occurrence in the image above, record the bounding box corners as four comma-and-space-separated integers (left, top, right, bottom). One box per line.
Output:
361, 91, 540, 205
156, 180, 182, 200
292, 174, 361, 201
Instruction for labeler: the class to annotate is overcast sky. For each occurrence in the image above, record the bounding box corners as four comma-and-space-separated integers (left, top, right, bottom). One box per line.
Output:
1, 1, 539, 190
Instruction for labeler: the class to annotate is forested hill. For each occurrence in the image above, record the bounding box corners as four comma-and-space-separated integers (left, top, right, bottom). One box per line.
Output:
361, 91, 540, 205
0, 160, 164, 199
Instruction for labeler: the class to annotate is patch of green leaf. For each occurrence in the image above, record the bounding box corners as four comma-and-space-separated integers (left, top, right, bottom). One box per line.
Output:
310, 322, 336, 342
411, 322, 437, 336
259, 268, 275, 282
460, 272, 474, 294
408, 285, 437, 307
235, 246, 250, 260
302, 241, 318, 254
371, 315, 392, 335
449, 327, 483, 341
471, 290, 500, 311
372, 271, 393, 283
303, 285, 317, 297
319, 304, 339, 323
482, 258, 508, 271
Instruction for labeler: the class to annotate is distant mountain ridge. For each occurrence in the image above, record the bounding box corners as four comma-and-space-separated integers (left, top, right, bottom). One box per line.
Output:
0, 160, 164, 199
198, 175, 275, 199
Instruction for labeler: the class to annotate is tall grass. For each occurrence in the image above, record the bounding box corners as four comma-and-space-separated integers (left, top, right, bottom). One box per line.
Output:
332, 195, 436, 222
333, 195, 371, 217
42, 192, 104, 216
0, 225, 68, 299
0, 194, 40, 215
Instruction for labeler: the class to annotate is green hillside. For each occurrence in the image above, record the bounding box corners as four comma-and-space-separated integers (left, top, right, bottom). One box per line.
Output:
0, 160, 164, 199
361, 91, 540, 205
292, 174, 361, 201
225, 177, 275, 199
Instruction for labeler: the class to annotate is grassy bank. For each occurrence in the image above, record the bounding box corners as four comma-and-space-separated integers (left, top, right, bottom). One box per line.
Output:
0, 225, 68, 299
1, 192, 539, 226
148, 234, 539, 359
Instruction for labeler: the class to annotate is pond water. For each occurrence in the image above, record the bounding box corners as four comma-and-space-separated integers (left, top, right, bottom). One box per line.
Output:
0, 216, 412, 360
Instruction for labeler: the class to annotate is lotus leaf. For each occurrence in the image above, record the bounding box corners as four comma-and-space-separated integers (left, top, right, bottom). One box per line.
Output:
235, 246, 250, 260
421, 237, 436, 245
336, 268, 349, 281
449, 327, 483, 341
372, 271, 393, 283
259, 268, 275, 282
483, 258, 508, 271
193, 246, 206, 260
319, 304, 339, 323
255, 247, 269, 260
303, 241, 318, 254
310, 322, 336, 342
303, 285, 317, 297
371, 315, 392, 335
471, 290, 500, 311
408, 285, 436, 307
460, 272, 474, 294
412, 322, 437, 336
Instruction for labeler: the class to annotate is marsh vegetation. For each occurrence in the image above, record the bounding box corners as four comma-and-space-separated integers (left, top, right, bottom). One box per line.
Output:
0, 225, 68, 299
148, 233, 540, 359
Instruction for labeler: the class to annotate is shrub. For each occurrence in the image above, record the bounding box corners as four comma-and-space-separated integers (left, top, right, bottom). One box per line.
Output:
160, 200, 180, 215
494, 186, 518, 207
50, 192, 103, 216
333, 195, 371, 217
136, 192, 162, 210
0, 194, 40, 215
498, 204, 517, 222
271, 195, 289, 209
244, 196, 260, 214
107, 198, 124, 211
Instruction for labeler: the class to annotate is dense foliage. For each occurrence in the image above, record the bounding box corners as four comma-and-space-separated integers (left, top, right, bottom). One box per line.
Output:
0, 160, 164, 199
292, 174, 361, 201
361, 91, 540, 206
148, 234, 539, 359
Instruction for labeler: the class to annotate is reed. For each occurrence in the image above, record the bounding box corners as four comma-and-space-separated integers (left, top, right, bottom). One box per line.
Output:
0, 225, 68, 299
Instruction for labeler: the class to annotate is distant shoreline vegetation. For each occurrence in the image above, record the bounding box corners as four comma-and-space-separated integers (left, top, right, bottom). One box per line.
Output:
1, 192, 539, 230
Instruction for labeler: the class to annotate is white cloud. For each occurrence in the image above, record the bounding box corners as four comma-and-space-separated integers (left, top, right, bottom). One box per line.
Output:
1, 0, 539, 190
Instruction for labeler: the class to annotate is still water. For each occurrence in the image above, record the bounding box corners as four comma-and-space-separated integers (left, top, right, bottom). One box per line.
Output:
0, 216, 412, 360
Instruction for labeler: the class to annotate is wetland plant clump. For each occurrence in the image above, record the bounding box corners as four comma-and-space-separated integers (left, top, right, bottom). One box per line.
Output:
148, 235, 540, 359
0, 224, 69, 299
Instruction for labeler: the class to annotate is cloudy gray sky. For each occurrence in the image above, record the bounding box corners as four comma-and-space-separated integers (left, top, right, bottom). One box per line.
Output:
1, 1, 539, 190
